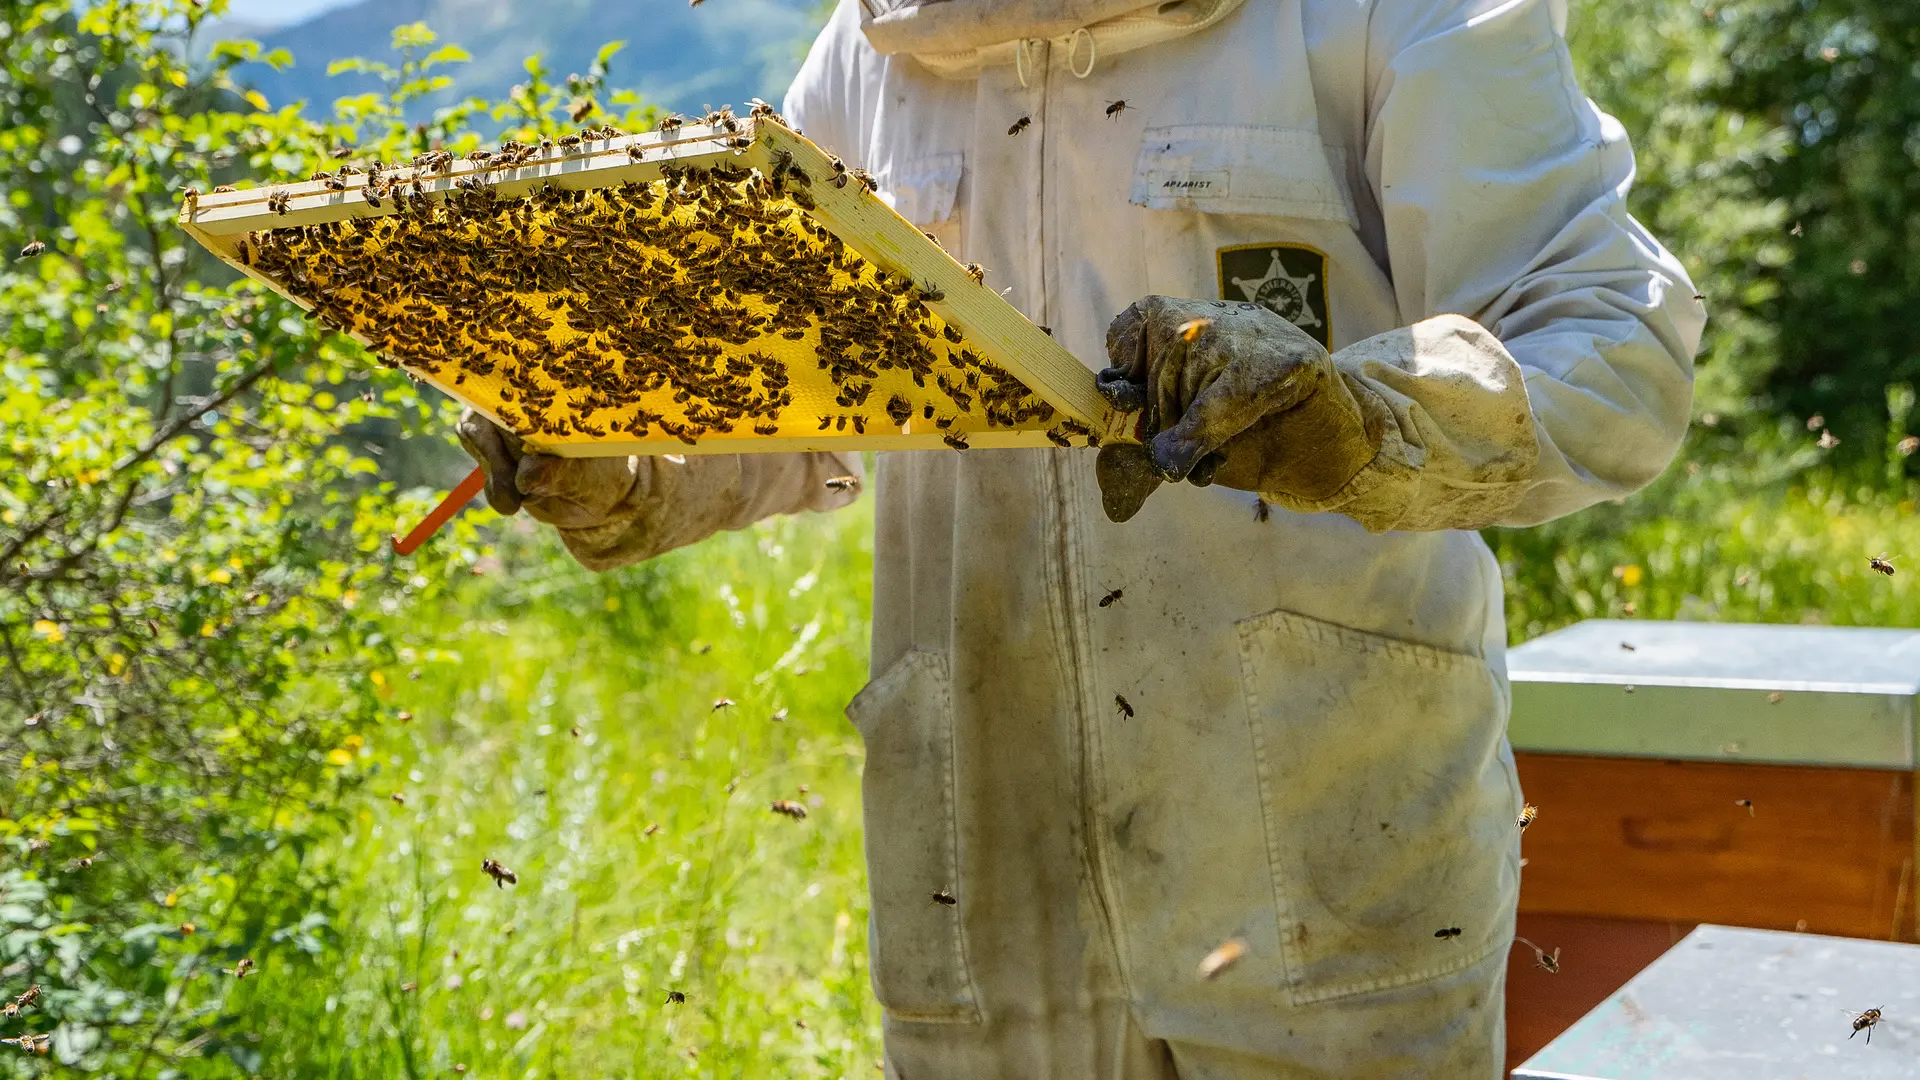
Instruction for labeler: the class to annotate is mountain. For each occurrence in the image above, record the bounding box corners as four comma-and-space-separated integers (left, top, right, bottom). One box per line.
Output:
234, 0, 832, 122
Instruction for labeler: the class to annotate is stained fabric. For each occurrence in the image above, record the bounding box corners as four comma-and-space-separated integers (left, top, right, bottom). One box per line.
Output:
562, 0, 1701, 1075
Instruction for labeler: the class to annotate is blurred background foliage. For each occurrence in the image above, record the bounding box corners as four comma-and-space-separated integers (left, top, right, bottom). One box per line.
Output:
0, 0, 1917, 1075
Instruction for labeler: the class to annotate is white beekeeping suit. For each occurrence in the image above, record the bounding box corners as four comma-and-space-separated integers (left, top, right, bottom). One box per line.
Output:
470, 0, 1702, 1074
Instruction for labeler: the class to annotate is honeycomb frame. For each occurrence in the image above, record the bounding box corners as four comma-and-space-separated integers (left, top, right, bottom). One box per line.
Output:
177, 117, 1124, 458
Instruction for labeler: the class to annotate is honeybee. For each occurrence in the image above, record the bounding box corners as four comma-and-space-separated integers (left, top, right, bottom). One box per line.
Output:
660, 114, 684, 134
481, 858, 518, 888
644, 823, 660, 836
1105, 100, 1131, 119
267, 191, 291, 214
850, 168, 877, 193
557, 134, 582, 151
1434, 927, 1463, 942
1115, 694, 1134, 719
825, 475, 860, 492
1517, 803, 1537, 831
212, 184, 237, 194
391, 792, 405, 805
1253, 498, 1271, 523
0, 1033, 50, 1054
964, 263, 986, 285
18, 241, 46, 259
712, 697, 734, 710
1869, 553, 1896, 576
331, 145, 353, 159
930, 890, 958, 906
3, 985, 40, 1018
1846, 1008, 1883, 1044
770, 800, 808, 820
1098, 588, 1123, 608
225, 957, 256, 978
1007, 116, 1031, 136
1178, 317, 1210, 343
1196, 938, 1247, 981
918, 281, 946, 302
1735, 798, 1754, 816
942, 431, 969, 450
1514, 936, 1560, 974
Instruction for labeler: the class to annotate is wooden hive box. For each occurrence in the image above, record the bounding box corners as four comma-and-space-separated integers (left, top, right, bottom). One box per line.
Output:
177, 112, 1122, 457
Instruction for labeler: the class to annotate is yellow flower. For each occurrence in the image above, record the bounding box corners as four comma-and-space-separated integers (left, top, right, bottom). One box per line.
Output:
107, 653, 127, 676
207, 568, 232, 585
32, 620, 64, 643
326, 748, 354, 766
1612, 564, 1644, 588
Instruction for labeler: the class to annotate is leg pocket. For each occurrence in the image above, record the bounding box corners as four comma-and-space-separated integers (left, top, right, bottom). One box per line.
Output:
845, 649, 982, 1023
1236, 610, 1519, 1005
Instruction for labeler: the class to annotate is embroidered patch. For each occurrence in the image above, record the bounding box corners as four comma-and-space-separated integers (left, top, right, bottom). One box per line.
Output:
1217, 244, 1330, 349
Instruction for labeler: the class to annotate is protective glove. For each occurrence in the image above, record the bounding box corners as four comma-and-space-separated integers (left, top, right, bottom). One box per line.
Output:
455, 410, 862, 570
456, 410, 641, 529
1093, 296, 1391, 523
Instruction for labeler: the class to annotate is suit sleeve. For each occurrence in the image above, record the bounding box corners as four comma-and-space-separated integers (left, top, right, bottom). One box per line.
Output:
1279, 0, 1704, 532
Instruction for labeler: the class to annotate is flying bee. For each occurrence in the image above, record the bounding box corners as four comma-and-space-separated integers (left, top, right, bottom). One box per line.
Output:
225, 957, 256, 978
1434, 927, 1463, 942
18, 241, 46, 259
1197, 939, 1247, 981
770, 800, 808, 820
1869, 553, 1896, 576
1178, 317, 1210, 343
1514, 937, 1560, 974
331, 145, 352, 159
2, 985, 40, 1019
664, 990, 687, 1005
1847, 1008, 1883, 1044
930, 890, 958, 906
1105, 99, 1131, 119
1008, 116, 1032, 136
1098, 588, 1123, 608
481, 858, 518, 888
1735, 798, 1754, 816
0, 1033, 50, 1055
1517, 803, 1537, 831
1115, 694, 1134, 719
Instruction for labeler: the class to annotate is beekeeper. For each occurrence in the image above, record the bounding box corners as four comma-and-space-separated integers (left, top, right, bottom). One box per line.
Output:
458, 0, 1703, 1074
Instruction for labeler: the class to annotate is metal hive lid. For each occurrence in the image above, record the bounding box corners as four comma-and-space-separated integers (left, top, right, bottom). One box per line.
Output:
1508, 619, 1920, 696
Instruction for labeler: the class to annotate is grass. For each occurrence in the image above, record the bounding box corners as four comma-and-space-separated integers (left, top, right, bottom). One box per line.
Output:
236, 501, 885, 1079
221, 425, 1920, 1079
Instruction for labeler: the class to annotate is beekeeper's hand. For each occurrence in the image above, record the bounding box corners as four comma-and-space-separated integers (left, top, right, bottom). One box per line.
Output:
455, 410, 862, 570
1092, 297, 1390, 523
457, 410, 632, 527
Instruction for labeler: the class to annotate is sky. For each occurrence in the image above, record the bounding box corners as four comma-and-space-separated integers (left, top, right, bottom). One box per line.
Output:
220, 0, 360, 28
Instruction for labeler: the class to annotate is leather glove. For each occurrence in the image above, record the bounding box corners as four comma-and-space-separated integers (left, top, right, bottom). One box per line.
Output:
455, 409, 863, 570
1093, 296, 1390, 523
456, 410, 641, 529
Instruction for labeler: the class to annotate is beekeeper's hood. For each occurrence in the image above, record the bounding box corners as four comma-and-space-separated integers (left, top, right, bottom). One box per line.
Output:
857, 0, 1248, 77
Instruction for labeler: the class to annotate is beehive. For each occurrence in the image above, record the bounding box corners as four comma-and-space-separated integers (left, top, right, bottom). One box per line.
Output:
176, 113, 1121, 457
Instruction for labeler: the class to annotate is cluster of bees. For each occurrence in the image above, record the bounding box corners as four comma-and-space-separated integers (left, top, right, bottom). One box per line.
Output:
239, 122, 1086, 451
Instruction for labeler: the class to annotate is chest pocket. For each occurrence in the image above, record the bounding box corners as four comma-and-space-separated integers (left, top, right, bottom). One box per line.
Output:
1130, 125, 1355, 225
877, 152, 965, 253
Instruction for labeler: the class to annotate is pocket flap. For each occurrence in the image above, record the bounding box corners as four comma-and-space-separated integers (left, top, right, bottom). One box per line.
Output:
878, 152, 964, 228
1131, 125, 1354, 224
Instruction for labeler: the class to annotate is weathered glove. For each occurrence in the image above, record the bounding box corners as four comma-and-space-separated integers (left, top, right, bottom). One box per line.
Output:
1093, 296, 1391, 523
455, 410, 861, 569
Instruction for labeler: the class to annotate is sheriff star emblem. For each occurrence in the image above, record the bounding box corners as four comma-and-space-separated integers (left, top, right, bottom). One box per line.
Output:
1217, 244, 1331, 348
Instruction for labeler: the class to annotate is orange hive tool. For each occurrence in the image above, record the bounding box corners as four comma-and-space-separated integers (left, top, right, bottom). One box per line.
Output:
391, 466, 486, 555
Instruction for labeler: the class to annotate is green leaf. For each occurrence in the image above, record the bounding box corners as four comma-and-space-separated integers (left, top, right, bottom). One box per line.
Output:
593, 40, 626, 72
424, 44, 472, 67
